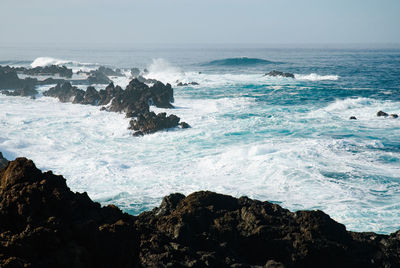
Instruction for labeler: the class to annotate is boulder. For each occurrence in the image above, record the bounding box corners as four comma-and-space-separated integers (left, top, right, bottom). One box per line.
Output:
43, 82, 85, 103
391, 114, 398, 119
377, 111, 389, 117
265, 70, 295, 78
349, 116, 357, 120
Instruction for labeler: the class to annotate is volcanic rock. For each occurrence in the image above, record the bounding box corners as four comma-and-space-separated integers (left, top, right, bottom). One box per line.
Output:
129, 112, 181, 135
22, 65, 73, 78
177, 81, 200, 86
131, 67, 141, 78
43, 82, 85, 103
377, 111, 389, 117
0, 158, 400, 267
0, 157, 139, 268
88, 70, 112, 84
0, 66, 38, 90
265, 70, 295, 78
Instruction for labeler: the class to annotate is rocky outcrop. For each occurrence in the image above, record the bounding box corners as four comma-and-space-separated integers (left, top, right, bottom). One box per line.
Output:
130, 67, 140, 78
0, 66, 37, 90
0, 152, 7, 169
0, 157, 138, 268
42, 79, 186, 135
265, 70, 295, 78
97, 66, 124, 77
177, 81, 200, 86
128, 112, 185, 136
0, 157, 399, 268
377, 111, 398, 118
87, 70, 112, 85
20, 65, 73, 78
2, 85, 38, 97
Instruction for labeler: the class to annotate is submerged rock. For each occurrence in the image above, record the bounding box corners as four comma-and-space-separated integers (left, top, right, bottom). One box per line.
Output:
391, 114, 398, 118
265, 70, 295, 78
0, 157, 400, 267
349, 116, 357, 120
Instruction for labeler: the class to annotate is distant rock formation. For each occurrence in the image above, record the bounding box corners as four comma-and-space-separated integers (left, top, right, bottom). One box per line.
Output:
176, 81, 200, 86
265, 70, 295, 78
377, 111, 398, 118
0, 157, 399, 267
19, 65, 73, 78
0, 66, 37, 90
2, 85, 38, 97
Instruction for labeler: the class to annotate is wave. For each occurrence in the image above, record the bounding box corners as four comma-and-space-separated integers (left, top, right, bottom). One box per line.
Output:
295, 73, 339, 81
204, 57, 279, 66
31, 57, 97, 70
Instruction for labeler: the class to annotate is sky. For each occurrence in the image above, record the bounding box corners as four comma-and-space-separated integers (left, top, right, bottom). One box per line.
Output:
1, 0, 399, 45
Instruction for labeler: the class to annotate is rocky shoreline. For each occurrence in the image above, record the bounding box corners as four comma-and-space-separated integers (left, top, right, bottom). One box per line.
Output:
0, 64, 189, 136
0, 156, 399, 268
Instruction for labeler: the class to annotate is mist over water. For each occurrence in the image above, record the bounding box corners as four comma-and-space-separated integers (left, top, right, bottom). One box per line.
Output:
1, 46, 400, 234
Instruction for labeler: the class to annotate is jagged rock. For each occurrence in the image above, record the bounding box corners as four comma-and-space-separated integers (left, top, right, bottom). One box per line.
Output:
0, 152, 8, 169
265, 70, 295, 78
0, 158, 139, 268
2, 85, 38, 97
177, 81, 199, 86
129, 112, 181, 135
137, 191, 400, 267
179, 122, 191, 128
0, 66, 38, 90
131, 67, 140, 78
23, 65, 73, 78
88, 70, 112, 84
0, 158, 400, 267
377, 111, 389, 117
97, 66, 123, 76
349, 116, 357, 120
43, 82, 85, 103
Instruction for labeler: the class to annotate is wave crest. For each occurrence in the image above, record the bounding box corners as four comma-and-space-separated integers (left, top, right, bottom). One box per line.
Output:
295, 73, 339, 81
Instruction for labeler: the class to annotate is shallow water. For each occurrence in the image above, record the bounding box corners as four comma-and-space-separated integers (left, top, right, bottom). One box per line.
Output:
1, 45, 399, 234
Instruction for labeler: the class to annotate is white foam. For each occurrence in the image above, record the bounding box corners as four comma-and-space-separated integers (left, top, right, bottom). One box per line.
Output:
295, 73, 339, 81
1, 86, 399, 234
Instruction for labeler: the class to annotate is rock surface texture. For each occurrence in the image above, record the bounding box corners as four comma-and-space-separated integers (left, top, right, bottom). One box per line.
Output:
0, 157, 399, 268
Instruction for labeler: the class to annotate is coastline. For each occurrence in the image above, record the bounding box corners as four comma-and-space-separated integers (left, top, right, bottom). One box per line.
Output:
0, 155, 399, 267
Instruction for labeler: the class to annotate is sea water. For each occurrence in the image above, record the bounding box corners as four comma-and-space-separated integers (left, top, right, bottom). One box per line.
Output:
0, 44, 399, 234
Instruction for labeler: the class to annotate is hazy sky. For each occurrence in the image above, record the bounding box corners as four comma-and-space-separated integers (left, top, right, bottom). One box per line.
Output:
1, 0, 399, 45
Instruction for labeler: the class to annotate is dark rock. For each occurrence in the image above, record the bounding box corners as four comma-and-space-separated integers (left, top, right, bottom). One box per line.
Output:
130, 67, 140, 78
97, 66, 123, 76
177, 81, 199, 86
136, 75, 159, 84
82, 86, 100, 105
23, 65, 73, 78
0, 152, 8, 169
88, 70, 112, 84
2, 85, 38, 97
0, 66, 38, 90
129, 112, 181, 135
349, 116, 357, 120
0, 157, 139, 268
43, 82, 85, 103
265, 70, 295, 78
1, 158, 400, 267
179, 122, 191, 128
377, 111, 389, 117
390, 114, 398, 118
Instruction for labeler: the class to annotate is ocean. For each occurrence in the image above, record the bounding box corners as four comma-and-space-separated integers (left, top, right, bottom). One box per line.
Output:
0, 44, 399, 234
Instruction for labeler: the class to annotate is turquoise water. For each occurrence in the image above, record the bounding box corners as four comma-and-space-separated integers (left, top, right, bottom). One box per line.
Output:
0, 45, 399, 233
